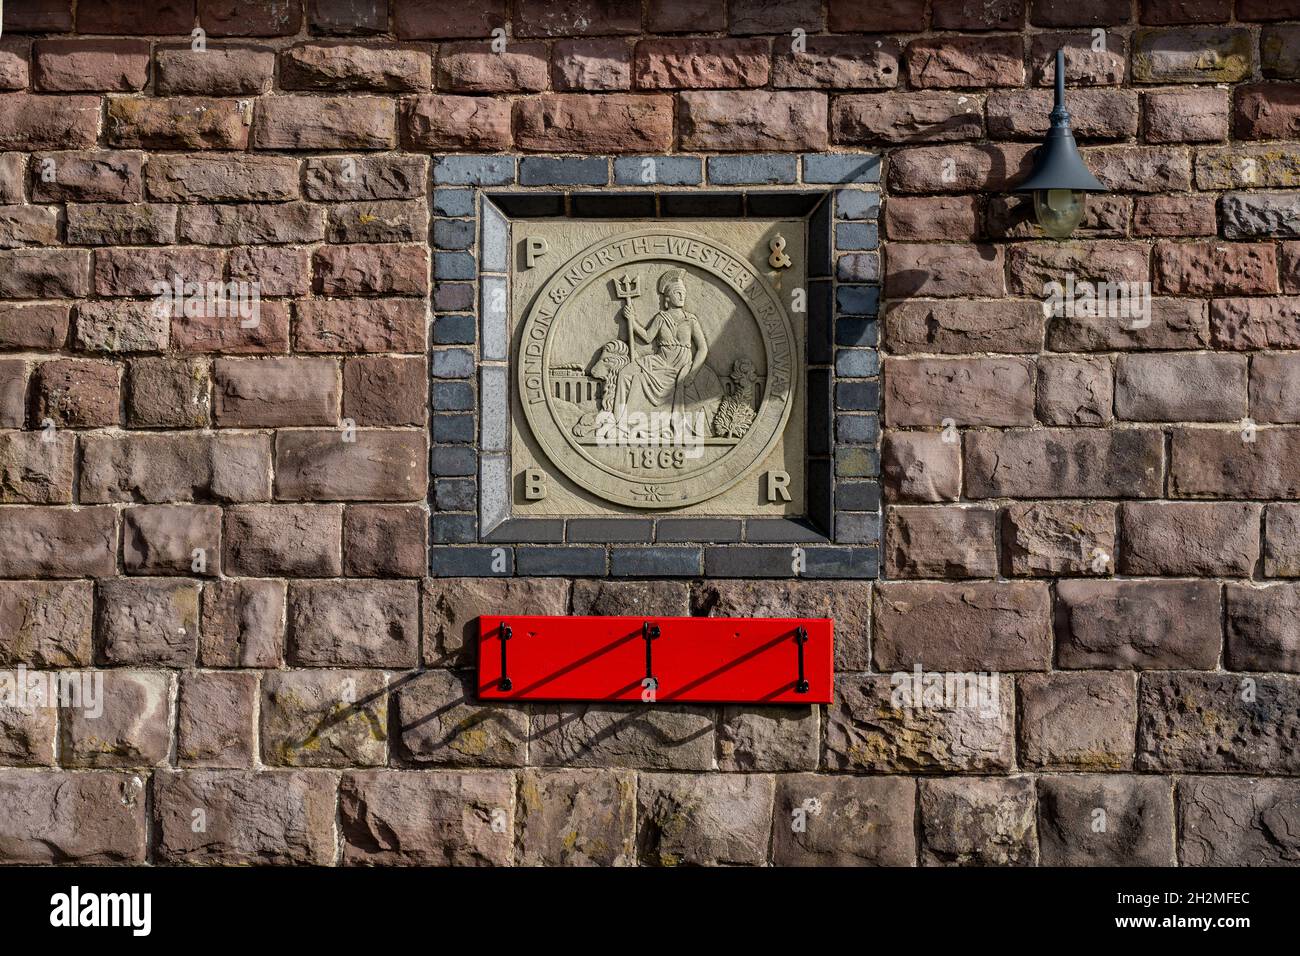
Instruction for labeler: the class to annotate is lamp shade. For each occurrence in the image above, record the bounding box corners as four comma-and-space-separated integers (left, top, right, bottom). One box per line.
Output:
1014, 48, 1107, 194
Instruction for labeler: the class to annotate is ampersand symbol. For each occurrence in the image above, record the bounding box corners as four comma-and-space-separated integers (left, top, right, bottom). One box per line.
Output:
768, 235, 792, 269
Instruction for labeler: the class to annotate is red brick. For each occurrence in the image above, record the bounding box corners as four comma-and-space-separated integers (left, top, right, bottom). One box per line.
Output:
1006, 242, 1149, 295
275, 429, 427, 502
313, 244, 428, 296
33, 39, 149, 91
884, 196, 979, 241
515, 0, 640, 37
107, 97, 249, 149
0, 39, 31, 90
438, 41, 548, 93
906, 36, 1025, 89
282, 42, 431, 92
885, 299, 1045, 354
224, 504, 343, 576
0, 506, 117, 578
1140, 0, 1232, 24
880, 432, 961, 503
634, 38, 770, 90
253, 95, 396, 149
155, 44, 275, 95
393, 0, 506, 38
885, 243, 1005, 298
405, 95, 511, 150
77, 0, 194, 33
0, 430, 74, 503
828, 0, 926, 31
1030, 33, 1128, 86
93, 246, 223, 296
887, 143, 1035, 193
1132, 194, 1217, 236
34, 358, 119, 427
343, 504, 428, 577
552, 39, 633, 91
199, 0, 302, 36
32, 150, 143, 202
213, 357, 339, 427
0, 93, 100, 149
1170, 427, 1300, 498
295, 298, 427, 352
515, 93, 673, 152
145, 154, 299, 202
874, 581, 1052, 671
1234, 82, 1300, 140
344, 356, 427, 426
773, 37, 901, 90
1087, 145, 1193, 192
834, 92, 983, 145
1154, 241, 1278, 295
171, 300, 291, 355
884, 357, 1036, 428
1211, 297, 1300, 349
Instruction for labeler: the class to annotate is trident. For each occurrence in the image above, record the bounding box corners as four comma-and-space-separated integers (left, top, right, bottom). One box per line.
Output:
612, 273, 641, 356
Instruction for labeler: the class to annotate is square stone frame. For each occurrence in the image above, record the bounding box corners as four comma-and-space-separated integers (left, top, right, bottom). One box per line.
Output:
429, 153, 881, 580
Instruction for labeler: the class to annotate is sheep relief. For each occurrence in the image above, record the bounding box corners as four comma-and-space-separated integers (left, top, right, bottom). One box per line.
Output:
510, 221, 807, 514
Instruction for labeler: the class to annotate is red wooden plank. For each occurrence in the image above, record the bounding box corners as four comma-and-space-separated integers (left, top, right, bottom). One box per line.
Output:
476, 615, 833, 704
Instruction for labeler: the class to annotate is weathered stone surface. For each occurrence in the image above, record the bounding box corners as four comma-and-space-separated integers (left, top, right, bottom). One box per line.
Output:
407, 94, 512, 150
127, 357, 210, 428
888, 143, 1035, 193
155, 44, 275, 95
394, 669, 527, 767
340, 769, 514, 866
66, 203, 177, 246
214, 356, 341, 427
343, 354, 427, 423
0, 432, 74, 504
60, 669, 170, 768
1133, 193, 1218, 236
34, 357, 119, 427
0, 303, 71, 350
1115, 352, 1248, 422
1226, 583, 1300, 672
880, 431, 961, 504
883, 197, 979, 242
638, 773, 773, 866
1170, 427, 1300, 498
1155, 240, 1277, 295
288, 580, 418, 668
517, 769, 636, 865
884, 299, 1044, 354
0, 506, 116, 578
1056, 580, 1221, 669
1019, 672, 1137, 770
80, 433, 271, 504
920, 777, 1037, 866
304, 154, 427, 201
253, 95, 396, 149
692, 578, 871, 671
1251, 351, 1300, 423
571, 579, 687, 616
1038, 776, 1176, 866
515, 93, 673, 152
1132, 27, 1252, 82
275, 429, 427, 502
987, 88, 1138, 139
123, 504, 221, 576
965, 428, 1164, 498
885, 243, 1005, 298
145, 154, 300, 201
1048, 298, 1210, 351
775, 37, 902, 90
1119, 501, 1259, 576
771, 774, 916, 866
826, 673, 1015, 773
634, 38, 770, 89
200, 578, 285, 668
884, 505, 998, 578
531, 704, 715, 770
906, 36, 1026, 88
295, 298, 427, 353
1036, 355, 1113, 426
553, 38, 632, 91
884, 357, 1035, 428
424, 578, 570, 667
0, 699, 55, 765
1179, 777, 1300, 865
262, 669, 388, 768
314, 242, 428, 295
97, 578, 200, 667
1139, 673, 1300, 773
153, 769, 337, 865
177, 671, 257, 768
678, 91, 828, 151
1002, 501, 1117, 577
0, 770, 145, 863
0, 580, 93, 666
1264, 504, 1300, 578
282, 42, 431, 91
718, 706, 818, 771
107, 97, 250, 149
875, 582, 1051, 671
343, 504, 427, 577
1143, 88, 1229, 142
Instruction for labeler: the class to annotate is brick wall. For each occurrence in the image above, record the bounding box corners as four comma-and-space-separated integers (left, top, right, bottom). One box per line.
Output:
0, 0, 1297, 866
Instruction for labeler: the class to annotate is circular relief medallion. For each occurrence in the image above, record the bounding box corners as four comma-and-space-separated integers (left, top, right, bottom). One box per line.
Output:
517, 228, 799, 509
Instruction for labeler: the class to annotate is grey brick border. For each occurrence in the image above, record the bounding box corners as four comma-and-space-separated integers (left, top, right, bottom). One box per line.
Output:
428, 153, 881, 579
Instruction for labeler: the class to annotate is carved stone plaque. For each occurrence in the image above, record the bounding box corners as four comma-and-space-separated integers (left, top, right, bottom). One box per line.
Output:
509, 219, 807, 516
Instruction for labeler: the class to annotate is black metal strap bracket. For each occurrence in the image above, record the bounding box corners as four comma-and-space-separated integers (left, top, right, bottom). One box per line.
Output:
794, 626, 809, 694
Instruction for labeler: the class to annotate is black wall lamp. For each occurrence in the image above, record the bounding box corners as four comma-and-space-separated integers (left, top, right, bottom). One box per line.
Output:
1015, 48, 1108, 238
